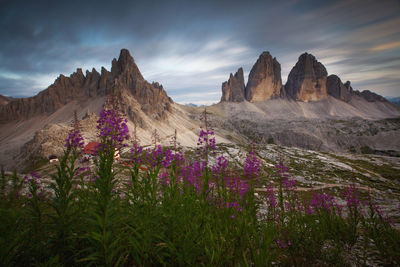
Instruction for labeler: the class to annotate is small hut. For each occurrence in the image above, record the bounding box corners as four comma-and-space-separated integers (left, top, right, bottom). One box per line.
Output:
49, 155, 58, 163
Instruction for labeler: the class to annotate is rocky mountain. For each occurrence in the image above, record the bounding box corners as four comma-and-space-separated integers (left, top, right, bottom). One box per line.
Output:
220, 68, 246, 102
1, 48, 399, 171
0, 49, 172, 124
326, 75, 391, 104
284, 53, 328, 102
0, 95, 13, 106
326, 75, 352, 102
220, 51, 283, 103
245, 52, 283, 102
220, 52, 394, 108
0, 49, 206, 170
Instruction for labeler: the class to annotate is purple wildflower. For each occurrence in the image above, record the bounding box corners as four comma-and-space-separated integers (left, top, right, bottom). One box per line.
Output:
162, 149, 174, 168
212, 155, 228, 174
282, 178, 296, 193
65, 129, 84, 150
310, 192, 336, 214
342, 185, 362, 210
224, 175, 249, 199
244, 152, 261, 180
146, 145, 164, 167
266, 185, 277, 208
30, 172, 41, 179
197, 128, 216, 155
96, 108, 130, 152
159, 171, 170, 185
130, 143, 143, 164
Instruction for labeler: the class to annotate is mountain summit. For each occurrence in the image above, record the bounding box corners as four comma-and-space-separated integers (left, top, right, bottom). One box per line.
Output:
220, 68, 246, 102
219, 51, 394, 107
0, 49, 172, 123
245, 51, 283, 102
284, 53, 328, 102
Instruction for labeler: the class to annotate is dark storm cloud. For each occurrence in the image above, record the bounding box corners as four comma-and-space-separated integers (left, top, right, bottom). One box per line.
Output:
0, 0, 399, 101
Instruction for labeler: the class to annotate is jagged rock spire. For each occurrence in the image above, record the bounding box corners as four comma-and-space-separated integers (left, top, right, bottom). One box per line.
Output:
284, 52, 328, 102
221, 68, 245, 102
245, 51, 283, 102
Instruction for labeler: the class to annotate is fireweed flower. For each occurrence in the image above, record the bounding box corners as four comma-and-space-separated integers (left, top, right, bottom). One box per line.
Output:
275, 163, 288, 178
342, 185, 362, 210
96, 108, 130, 153
244, 152, 261, 181
76, 166, 91, 177
212, 155, 228, 175
162, 150, 185, 170
130, 143, 143, 164
146, 145, 164, 167
310, 192, 336, 214
197, 128, 216, 156
282, 177, 296, 193
224, 175, 249, 199
162, 149, 174, 168
24, 172, 45, 200
65, 129, 84, 150
179, 161, 205, 193
266, 185, 277, 208
159, 171, 170, 185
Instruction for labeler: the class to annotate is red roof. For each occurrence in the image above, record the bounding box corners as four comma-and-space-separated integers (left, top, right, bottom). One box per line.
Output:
83, 142, 100, 155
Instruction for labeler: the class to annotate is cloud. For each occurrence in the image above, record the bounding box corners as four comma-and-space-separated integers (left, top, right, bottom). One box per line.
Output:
370, 41, 400, 51
0, 0, 399, 100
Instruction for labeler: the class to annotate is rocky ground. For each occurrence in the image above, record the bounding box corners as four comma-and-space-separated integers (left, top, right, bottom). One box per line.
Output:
6, 141, 399, 230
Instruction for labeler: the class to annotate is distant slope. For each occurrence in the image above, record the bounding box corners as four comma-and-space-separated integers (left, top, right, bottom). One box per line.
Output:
183, 98, 400, 155
0, 94, 14, 106
388, 97, 400, 106
0, 49, 229, 170
209, 96, 400, 121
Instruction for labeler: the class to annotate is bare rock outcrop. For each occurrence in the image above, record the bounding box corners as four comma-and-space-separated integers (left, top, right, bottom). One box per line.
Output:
326, 75, 352, 102
221, 68, 245, 102
0, 48, 172, 123
328, 77, 390, 104
285, 53, 328, 102
359, 90, 388, 102
0, 95, 13, 106
245, 52, 282, 102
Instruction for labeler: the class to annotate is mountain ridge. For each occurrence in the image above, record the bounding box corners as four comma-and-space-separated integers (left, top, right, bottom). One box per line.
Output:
220, 51, 395, 107
0, 48, 399, 171
0, 49, 172, 124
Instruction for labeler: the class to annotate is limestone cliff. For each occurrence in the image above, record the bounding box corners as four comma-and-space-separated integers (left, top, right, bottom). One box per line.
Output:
245, 52, 282, 102
284, 53, 328, 102
221, 68, 245, 102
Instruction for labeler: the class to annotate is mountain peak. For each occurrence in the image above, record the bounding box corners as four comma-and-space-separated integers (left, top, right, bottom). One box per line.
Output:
220, 67, 245, 102
284, 52, 328, 102
111, 48, 144, 80
0, 48, 171, 123
245, 51, 282, 102
118, 48, 135, 67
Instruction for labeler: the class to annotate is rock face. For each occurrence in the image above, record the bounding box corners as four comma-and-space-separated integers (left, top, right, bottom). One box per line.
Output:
285, 53, 328, 102
360, 90, 388, 102
0, 95, 13, 106
245, 52, 282, 102
326, 75, 352, 102
0, 49, 172, 123
221, 68, 245, 102
327, 77, 390, 103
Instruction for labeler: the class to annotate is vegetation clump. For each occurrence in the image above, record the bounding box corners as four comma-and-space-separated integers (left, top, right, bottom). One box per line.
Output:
0, 106, 399, 266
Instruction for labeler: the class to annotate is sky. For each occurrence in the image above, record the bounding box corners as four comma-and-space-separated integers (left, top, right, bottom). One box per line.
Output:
0, 0, 399, 105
